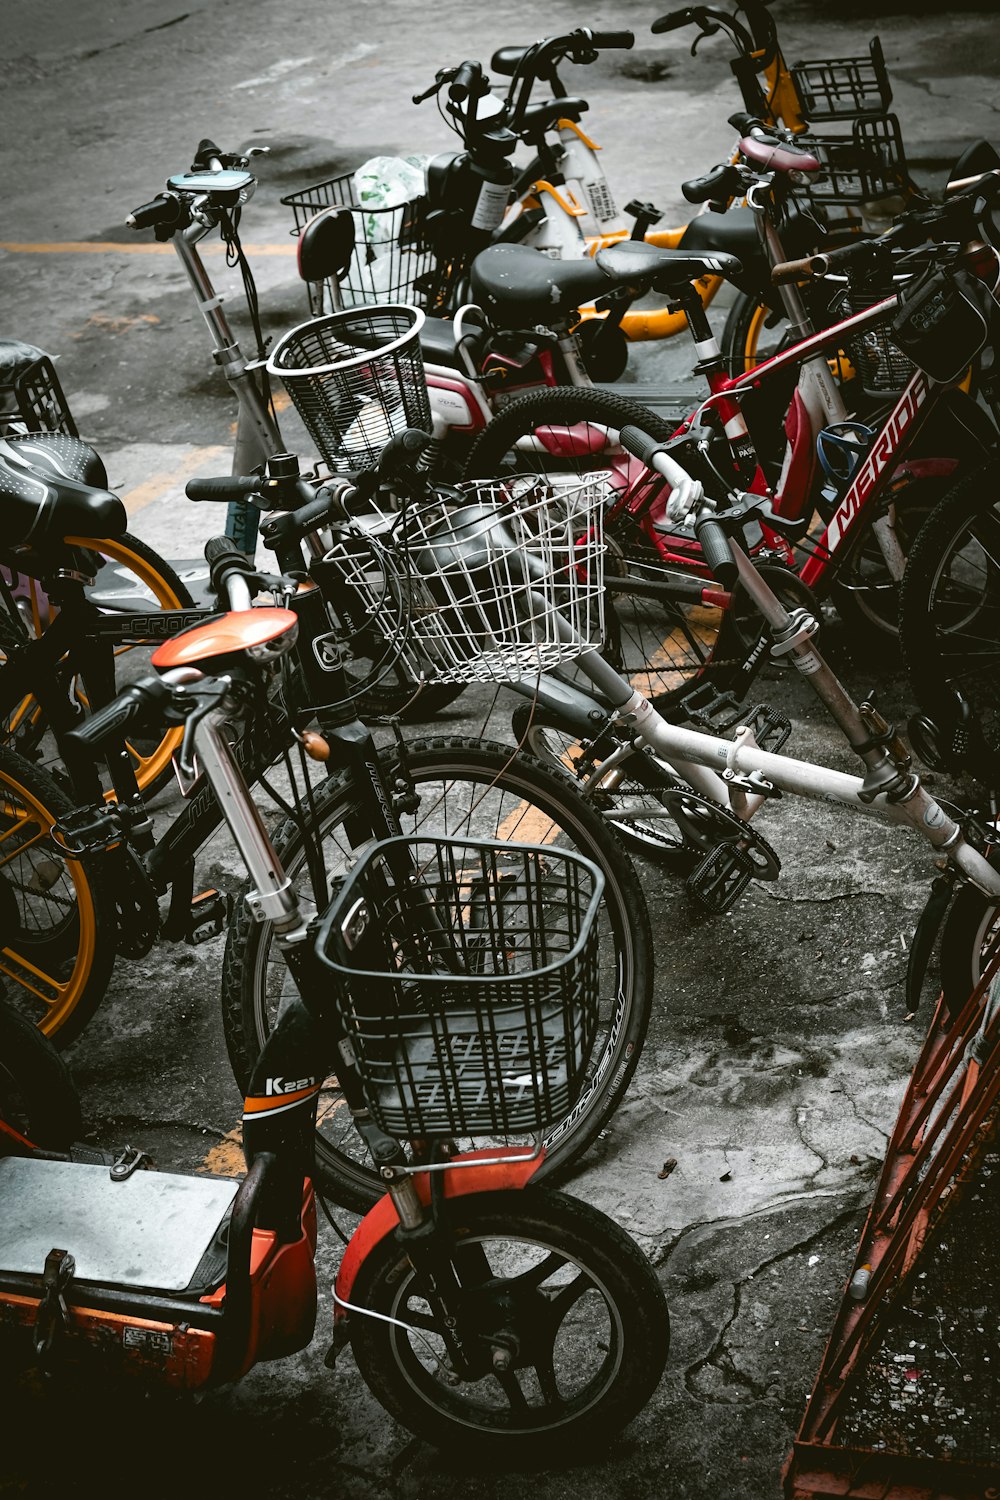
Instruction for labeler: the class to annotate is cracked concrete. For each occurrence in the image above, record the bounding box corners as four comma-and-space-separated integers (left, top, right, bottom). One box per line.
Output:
2, 2, 998, 1496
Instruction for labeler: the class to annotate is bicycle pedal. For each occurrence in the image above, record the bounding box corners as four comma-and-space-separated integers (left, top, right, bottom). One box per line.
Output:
185, 888, 232, 946
670, 682, 747, 734
741, 705, 792, 754
685, 843, 756, 914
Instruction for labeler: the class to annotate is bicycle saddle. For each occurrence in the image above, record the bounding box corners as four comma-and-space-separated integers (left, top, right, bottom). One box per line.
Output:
491, 45, 529, 76
520, 97, 588, 136
595, 240, 743, 289
0, 436, 126, 545
470, 243, 610, 327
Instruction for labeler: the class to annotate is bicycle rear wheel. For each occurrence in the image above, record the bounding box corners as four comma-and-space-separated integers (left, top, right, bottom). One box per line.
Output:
0, 746, 117, 1046
0, 993, 81, 1147
898, 459, 1000, 766
349, 1188, 669, 1463
221, 737, 653, 1212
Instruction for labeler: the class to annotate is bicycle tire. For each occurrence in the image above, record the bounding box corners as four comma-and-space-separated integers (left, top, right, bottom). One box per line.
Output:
1, 532, 195, 801
0, 745, 117, 1047
0, 994, 81, 1147
463, 389, 754, 709
938, 883, 999, 1020
221, 736, 653, 1212
898, 458, 1000, 761
348, 1187, 669, 1462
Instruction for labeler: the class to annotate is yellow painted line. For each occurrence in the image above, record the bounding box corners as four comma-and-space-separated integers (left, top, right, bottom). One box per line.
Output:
1, 241, 296, 257
200, 1128, 245, 1178
121, 444, 229, 518
497, 803, 560, 847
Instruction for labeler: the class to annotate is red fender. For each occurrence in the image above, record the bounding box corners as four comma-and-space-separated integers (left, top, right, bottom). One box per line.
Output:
334, 1146, 545, 1316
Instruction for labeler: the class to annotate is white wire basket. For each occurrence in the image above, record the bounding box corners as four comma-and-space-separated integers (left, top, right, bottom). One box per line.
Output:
324, 474, 610, 685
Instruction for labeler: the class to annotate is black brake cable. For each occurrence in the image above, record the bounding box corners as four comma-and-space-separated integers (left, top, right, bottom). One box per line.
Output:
218, 205, 281, 434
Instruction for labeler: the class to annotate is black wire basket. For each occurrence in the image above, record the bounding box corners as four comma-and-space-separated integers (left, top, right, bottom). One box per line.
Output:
826, 276, 917, 397
802, 115, 912, 208
315, 835, 604, 1138
790, 37, 893, 122
265, 305, 432, 471
281, 171, 461, 315
0, 342, 77, 438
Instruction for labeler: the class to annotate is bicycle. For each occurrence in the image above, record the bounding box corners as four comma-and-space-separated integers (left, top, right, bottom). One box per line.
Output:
463, 164, 1000, 643
0, 356, 199, 798
0, 579, 669, 1461
339, 411, 1000, 1023
0, 436, 654, 1209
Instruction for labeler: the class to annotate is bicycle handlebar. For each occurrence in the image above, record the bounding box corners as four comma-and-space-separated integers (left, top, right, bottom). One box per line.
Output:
693, 514, 738, 589
126, 195, 182, 231
64, 678, 174, 756
186, 475, 261, 502
449, 60, 484, 102
682, 162, 742, 204
651, 8, 699, 34
585, 29, 634, 49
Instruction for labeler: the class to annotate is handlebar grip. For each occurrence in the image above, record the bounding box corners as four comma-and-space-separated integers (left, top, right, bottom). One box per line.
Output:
681, 163, 740, 205
771, 255, 823, 285
694, 515, 738, 590
728, 110, 764, 134
193, 138, 223, 168
185, 475, 262, 502
651, 9, 697, 34
587, 29, 634, 48
126, 195, 181, 231
64, 685, 151, 755
449, 60, 482, 102
618, 425, 667, 468
377, 427, 433, 478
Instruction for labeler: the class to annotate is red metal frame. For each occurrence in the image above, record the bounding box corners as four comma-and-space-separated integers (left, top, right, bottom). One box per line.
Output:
783, 922, 1000, 1498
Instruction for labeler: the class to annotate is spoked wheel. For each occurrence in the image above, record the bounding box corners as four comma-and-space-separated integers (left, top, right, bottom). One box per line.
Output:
0, 746, 116, 1046
899, 460, 1000, 763
348, 1188, 669, 1463
510, 703, 695, 867
222, 737, 653, 1212
939, 882, 1000, 1020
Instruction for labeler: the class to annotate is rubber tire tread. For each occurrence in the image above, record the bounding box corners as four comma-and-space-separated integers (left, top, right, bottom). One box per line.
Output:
348, 1187, 670, 1462
0, 997, 82, 1147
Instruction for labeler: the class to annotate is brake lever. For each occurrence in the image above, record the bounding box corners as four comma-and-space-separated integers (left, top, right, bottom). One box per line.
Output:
175, 680, 229, 787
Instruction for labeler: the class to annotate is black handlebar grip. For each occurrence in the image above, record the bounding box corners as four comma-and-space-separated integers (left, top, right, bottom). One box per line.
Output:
194, 137, 223, 167
64, 685, 149, 754
449, 60, 482, 102
127, 195, 181, 231
681, 163, 739, 204
650, 9, 697, 35
290, 491, 338, 539
728, 110, 764, 135
618, 424, 668, 468
587, 29, 634, 48
377, 427, 433, 477
694, 515, 738, 590
771, 255, 823, 285
185, 475, 261, 502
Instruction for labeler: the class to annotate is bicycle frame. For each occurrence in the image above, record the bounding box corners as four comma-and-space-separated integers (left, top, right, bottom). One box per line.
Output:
508, 534, 1000, 900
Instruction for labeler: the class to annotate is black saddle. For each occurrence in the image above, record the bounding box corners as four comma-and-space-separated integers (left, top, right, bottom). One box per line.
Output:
491, 45, 529, 77
520, 97, 588, 137
470, 243, 610, 327
0, 435, 126, 546
595, 240, 743, 290
677, 205, 825, 289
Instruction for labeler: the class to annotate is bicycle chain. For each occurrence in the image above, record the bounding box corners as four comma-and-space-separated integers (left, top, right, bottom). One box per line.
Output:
654, 784, 781, 879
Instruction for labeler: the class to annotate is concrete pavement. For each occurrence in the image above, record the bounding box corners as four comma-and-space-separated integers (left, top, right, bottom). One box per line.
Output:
2, 3, 999, 1496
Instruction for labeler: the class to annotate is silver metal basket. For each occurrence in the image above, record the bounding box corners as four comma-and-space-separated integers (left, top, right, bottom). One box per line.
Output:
265, 305, 432, 471
324, 474, 610, 685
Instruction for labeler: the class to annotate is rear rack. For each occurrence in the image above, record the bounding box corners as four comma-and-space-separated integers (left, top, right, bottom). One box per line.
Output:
791, 36, 893, 122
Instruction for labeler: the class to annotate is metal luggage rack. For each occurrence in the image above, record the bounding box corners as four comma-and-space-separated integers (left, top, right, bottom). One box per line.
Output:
802, 115, 913, 208
315, 835, 604, 1140
790, 36, 893, 122
281, 170, 463, 315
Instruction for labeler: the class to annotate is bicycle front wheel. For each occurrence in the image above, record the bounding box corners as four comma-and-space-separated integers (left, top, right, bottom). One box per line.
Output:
348, 1187, 669, 1462
221, 737, 654, 1211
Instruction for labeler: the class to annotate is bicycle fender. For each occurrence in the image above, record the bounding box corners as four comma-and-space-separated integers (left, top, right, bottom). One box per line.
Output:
333, 1147, 545, 1315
